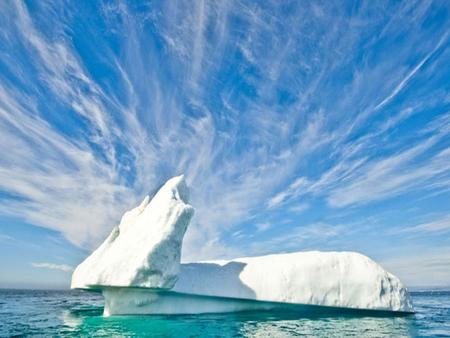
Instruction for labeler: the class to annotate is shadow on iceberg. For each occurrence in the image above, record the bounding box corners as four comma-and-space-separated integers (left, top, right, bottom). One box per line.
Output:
176, 262, 257, 299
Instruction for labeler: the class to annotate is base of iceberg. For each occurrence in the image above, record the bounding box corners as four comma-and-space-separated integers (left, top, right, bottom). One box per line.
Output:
102, 288, 276, 316
101, 287, 413, 316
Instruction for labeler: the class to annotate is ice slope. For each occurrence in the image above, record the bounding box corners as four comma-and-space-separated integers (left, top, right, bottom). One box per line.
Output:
71, 175, 413, 315
71, 175, 194, 289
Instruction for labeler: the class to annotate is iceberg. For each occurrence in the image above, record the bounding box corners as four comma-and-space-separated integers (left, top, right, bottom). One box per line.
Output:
72, 175, 413, 316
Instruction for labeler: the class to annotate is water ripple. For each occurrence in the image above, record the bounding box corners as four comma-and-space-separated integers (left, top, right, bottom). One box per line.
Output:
0, 289, 449, 337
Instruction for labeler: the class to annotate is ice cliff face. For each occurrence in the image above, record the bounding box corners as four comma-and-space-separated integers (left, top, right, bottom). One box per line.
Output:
71, 175, 413, 315
71, 175, 194, 289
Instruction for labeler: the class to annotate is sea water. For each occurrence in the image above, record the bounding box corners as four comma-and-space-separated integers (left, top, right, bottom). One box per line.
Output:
0, 289, 449, 337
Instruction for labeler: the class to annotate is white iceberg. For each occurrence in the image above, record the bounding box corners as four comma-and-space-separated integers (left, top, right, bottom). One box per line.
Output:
72, 176, 413, 316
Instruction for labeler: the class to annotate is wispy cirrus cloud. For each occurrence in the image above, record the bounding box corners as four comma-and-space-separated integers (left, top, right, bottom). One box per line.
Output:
267, 177, 309, 208
0, 0, 449, 271
372, 31, 448, 113
31, 262, 73, 272
255, 222, 272, 232
327, 130, 450, 208
268, 111, 450, 210
397, 215, 450, 234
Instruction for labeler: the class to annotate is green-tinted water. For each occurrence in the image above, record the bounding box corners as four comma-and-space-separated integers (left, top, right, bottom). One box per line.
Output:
0, 289, 449, 337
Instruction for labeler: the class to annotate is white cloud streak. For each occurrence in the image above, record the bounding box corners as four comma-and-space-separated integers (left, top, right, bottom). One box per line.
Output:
398, 215, 450, 234
31, 262, 73, 272
372, 31, 449, 112
255, 222, 272, 232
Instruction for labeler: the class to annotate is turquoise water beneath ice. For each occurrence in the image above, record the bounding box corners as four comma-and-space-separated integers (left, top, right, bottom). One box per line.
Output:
0, 289, 449, 337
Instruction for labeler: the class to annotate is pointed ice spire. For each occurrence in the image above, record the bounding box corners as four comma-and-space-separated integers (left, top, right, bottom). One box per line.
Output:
71, 175, 194, 289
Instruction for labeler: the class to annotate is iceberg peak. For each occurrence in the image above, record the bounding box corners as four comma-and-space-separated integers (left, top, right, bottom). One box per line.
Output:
71, 175, 194, 289
162, 174, 190, 204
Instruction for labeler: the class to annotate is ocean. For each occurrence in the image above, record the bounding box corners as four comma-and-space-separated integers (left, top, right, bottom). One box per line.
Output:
0, 289, 449, 337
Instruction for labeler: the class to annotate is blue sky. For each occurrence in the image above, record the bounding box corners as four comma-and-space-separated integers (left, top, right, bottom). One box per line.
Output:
0, 1, 449, 289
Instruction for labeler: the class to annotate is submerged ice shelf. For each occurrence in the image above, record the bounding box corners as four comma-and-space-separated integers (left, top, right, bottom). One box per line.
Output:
72, 176, 413, 316
101, 288, 411, 316
102, 288, 284, 316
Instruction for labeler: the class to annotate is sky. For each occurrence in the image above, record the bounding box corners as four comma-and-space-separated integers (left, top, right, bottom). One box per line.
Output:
0, 0, 449, 289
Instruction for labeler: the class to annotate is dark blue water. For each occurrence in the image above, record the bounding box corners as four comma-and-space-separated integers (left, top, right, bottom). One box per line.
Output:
0, 289, 449, 337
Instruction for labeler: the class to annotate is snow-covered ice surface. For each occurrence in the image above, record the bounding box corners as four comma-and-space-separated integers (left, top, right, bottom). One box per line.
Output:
71, 175, 194, 289
71, 176, 413, 316
173, 252, 413, 312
